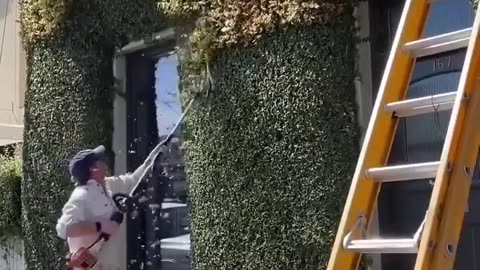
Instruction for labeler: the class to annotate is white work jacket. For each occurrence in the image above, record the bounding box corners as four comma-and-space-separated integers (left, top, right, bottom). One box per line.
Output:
56, 169, 144, 270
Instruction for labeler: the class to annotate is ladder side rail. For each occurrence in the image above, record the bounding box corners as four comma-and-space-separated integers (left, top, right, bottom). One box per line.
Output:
415, 7, 480, 270
326, 0, 431, 269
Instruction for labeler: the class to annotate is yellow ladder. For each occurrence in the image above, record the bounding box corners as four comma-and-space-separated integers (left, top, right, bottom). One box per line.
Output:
327, 0, 480, 269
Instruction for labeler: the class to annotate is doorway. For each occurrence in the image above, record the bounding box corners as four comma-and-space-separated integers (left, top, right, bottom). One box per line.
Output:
125, 46, 192, 270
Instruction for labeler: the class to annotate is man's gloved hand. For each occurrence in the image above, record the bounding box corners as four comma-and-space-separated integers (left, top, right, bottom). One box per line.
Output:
100, 220, 120, 235
110, 211, 124, 224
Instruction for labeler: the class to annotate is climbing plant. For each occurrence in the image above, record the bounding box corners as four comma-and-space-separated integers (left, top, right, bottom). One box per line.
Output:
183, 25, 359, 270
20, 0, 167, 268
0, 155, 22, 241
160, 1, 361, 269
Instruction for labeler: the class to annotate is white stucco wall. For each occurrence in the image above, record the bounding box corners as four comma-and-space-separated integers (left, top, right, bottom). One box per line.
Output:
0, 0, 25, 146
0, 238, 25, 270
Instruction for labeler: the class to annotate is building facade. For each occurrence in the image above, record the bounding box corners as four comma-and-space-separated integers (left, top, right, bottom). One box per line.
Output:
2, 0, 480, 269
113, 0, 480, 269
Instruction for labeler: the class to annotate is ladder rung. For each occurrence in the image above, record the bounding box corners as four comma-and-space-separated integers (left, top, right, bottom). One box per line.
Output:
366, 161, 439, 182
343, 212, 427, 254
404, 28, 471, 57
344, 238, 419, 254
385, 92, 457, 117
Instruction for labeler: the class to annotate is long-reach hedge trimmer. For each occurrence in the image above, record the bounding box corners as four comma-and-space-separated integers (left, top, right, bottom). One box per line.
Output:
112, 97, 195, 212
112, 61, 213, 213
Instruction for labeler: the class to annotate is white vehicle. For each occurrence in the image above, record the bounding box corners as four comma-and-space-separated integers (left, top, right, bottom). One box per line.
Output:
160, 202, 191, 270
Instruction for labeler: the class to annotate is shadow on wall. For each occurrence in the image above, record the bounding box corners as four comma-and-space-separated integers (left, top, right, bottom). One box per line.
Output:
0, 0, 12, 60
0, 0, 11, 26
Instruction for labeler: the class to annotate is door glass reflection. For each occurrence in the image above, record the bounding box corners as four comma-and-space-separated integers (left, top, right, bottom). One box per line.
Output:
155, 52, 192, 270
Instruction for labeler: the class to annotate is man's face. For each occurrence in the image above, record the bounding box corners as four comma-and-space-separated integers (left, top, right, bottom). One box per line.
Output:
90, 159, 110, 181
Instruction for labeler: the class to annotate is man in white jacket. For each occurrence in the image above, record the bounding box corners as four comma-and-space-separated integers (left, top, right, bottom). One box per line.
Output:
56, 145, 155, 270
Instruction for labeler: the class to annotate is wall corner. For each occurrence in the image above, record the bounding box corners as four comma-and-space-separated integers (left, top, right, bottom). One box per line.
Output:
353, 2, 382, 270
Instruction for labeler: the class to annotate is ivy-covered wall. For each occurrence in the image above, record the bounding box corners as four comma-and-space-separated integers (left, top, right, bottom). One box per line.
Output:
20, 0, 166, 268
22, 34, 117, 268
172, 1, 360, 269
21, 0, 360, 269
184, 22, 359, 270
